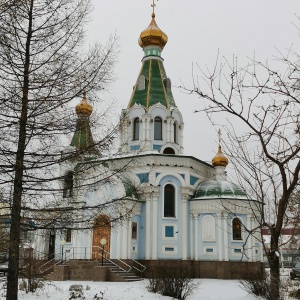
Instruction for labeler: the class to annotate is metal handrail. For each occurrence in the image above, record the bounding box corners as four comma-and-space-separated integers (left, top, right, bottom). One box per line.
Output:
61, 246, 132, 277
59, 246, 146, 278
131, 259, 146, 277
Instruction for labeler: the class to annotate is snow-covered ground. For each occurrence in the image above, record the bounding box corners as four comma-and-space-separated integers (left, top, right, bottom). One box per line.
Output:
0, 278, 260, 300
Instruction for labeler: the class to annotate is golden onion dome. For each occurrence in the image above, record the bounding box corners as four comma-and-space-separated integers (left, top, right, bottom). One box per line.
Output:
138, 13, 168, 49
212, 146, 229, 167
75, 92, 92, 116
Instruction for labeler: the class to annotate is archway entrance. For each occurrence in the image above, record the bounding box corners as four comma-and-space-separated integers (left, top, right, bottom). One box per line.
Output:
92, 214, 111, 260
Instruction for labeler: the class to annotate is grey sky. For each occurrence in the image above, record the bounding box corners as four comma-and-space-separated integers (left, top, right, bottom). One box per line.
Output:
87, 0, 300, 166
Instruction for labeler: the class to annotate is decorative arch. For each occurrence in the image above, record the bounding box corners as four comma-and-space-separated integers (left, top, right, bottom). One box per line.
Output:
133, 117, 140, 140
232, 217, 242, 240
163, 183, 176, 218
202, 215, 216, 241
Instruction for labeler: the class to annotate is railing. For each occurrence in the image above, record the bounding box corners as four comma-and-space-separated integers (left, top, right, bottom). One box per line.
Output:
60, 246, 146, 278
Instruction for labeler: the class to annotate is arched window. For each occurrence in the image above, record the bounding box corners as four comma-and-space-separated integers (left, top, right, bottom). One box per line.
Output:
232, 218, 242, 240
133, 118, 140, 140
154, 117, 162, 140
163, 147, 175, 154
63, 171, 73, 198
173, 122, 177, 144
164, 184, 175, 218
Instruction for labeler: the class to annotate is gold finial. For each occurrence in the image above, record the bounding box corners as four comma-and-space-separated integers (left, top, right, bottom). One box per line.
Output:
212, 129, 229, 167
138, 0, 168, 49
75, 91, 93, 116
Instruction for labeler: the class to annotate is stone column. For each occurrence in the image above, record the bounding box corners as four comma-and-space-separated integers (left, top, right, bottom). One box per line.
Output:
182, 196, 188, 260
246, 215, 253, 261
190, 214, 194, 260
145, 198, 151, 259
223, 213, 229, 261
179, 124, 184, 154
151, 192, 158, 260
121, 219, 128, 259
127, 218, 132, 259
217, 213, 223, 261
117, 225, 121, 259
194, 213, 199, 260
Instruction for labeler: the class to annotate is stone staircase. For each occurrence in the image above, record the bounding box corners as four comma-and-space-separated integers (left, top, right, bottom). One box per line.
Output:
46, 259, 144, 282
106, 262, 143, 282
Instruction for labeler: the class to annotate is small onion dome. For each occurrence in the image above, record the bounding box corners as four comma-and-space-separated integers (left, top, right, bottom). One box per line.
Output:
138, 13, 168, 49
75, 93, 92, 116
212, 146, 228, 167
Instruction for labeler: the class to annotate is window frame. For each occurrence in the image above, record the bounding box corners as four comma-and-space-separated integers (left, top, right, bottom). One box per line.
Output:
131, 222, 137, 240
63, 171, 73, 198
154, 116, 162, 140
232, 217, 243, 241
133, 117, 140, 141
163, 183, 177, 219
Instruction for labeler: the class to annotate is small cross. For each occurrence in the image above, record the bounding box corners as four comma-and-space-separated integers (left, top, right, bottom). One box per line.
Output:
151, 0, 158, 14
218, 129, 222, 147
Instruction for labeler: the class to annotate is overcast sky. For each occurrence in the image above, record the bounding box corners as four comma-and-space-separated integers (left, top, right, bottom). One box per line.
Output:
86, 0, 300, 169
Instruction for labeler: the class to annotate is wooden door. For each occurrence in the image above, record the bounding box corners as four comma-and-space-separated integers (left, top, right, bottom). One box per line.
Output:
92, 215, 111, 260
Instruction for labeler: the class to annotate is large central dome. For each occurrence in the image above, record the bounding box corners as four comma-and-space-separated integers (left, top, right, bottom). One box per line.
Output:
138, 13, 168, 49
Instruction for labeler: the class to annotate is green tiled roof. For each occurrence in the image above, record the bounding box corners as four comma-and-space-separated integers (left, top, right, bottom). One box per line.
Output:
70, 116, 94, 151
128, 59, 176, 110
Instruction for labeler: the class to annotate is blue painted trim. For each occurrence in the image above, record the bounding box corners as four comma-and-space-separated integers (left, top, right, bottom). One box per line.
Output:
137, 173, 149, 183
190, 175, 199, 185
180, 174, 185, 179
130, 145, 140, 151
153, 145, 162, 151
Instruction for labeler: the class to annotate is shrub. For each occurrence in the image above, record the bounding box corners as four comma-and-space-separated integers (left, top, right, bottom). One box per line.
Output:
239, 273, 270, 299
148, 264, 199, 300
289, 289, 300, 299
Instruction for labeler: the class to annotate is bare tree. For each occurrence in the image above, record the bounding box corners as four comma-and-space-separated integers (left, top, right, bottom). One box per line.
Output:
0, 0, 120, 299
183, 52, 300, 299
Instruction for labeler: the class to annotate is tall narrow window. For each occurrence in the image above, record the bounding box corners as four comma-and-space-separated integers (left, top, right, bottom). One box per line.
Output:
66, 229, 72, 243
133, 118, 139, 140
63, 171, 73, 198
164, 184, 175, 217
174, 122, 177, 144
154, 117, 162, 140
232, 218, 242, 240
132, 222, 137, 240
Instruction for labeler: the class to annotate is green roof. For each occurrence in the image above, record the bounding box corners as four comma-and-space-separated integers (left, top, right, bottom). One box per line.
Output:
70, 116, 94, 151
195, 180, 247, 199
128, 59, 176, 110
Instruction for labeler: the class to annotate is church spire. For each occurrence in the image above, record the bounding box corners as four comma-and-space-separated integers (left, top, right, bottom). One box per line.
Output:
128, 8, 174, 110
70, 91, 95, 152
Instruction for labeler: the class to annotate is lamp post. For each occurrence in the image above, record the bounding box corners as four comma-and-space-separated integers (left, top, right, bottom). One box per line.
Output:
100, 238, 107, 266
60, 239, 66, 265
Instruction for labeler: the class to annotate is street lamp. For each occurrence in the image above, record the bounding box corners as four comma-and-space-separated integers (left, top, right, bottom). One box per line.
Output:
60, 239, 66, 265
100, 238, 107, 266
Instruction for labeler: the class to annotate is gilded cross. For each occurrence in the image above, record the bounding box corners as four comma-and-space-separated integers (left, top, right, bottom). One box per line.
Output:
218, 129, 222, 147
151, 0, 158, 14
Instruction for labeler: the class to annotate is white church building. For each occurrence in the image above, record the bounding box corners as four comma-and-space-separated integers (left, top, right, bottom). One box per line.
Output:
37, 10, 264, 280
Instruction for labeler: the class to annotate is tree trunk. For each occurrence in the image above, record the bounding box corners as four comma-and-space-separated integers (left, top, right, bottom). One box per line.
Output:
6, 1, 33, 299
269, 227, 280, 300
